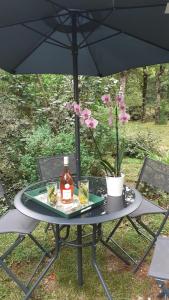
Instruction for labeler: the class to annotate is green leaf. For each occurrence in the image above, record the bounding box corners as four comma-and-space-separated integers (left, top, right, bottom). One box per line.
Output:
100, 159, 116, 176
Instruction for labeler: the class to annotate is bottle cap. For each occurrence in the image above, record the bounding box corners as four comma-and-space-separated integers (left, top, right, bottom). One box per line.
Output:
64, 156, 69, 165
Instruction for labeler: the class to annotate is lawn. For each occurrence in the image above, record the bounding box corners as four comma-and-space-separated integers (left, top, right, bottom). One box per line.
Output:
0, 121, 169, 300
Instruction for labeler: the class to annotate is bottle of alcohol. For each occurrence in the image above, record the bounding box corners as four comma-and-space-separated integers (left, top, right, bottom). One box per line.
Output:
60, 156, 74, 204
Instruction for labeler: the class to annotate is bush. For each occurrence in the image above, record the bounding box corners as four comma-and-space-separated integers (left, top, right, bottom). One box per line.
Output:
19, 125, 75, 182
124, 131, 161, 159
19, 124, 104, 182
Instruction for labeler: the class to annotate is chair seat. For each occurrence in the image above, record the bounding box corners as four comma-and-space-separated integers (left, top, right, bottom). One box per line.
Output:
129, 198, 166, 218
0, 209, 39, 234
149, 236, 169, 280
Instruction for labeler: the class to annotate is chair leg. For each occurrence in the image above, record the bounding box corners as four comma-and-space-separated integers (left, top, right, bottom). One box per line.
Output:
106, 218, 124, 243
133, 236, 157, 273
0, 258, 29, 293
0, 232, 54, 296
136, 217, 156, 238
23, 224, 60, 300
134, 211, 169, 272
101, 238, 133, 265
28, 233, 51, 257
127, 216, 153, 242
44, 223, 51, 233
156, 280, 169, 299
0, 234, 28, 293
127, 216, 142, 235
104, 217, 137, 265
0, 234, 25, 260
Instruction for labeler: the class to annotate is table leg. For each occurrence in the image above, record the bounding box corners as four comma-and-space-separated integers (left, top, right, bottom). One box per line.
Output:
92, 224, 113, 300
77, 225, 83, 286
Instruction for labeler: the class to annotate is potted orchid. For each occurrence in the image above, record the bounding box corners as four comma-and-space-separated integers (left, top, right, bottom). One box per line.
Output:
66, 87, 130, 196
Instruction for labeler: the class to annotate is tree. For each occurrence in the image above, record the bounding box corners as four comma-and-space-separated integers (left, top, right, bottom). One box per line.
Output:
155, 65, 165, 124
141, 66, 148, 121
119, 71, 127, 94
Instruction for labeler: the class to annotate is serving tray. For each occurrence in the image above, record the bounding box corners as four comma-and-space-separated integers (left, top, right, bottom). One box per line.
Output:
24, 186, 104, 218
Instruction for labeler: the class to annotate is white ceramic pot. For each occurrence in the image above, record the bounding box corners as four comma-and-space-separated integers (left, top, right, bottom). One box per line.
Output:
106, 174, 125, 197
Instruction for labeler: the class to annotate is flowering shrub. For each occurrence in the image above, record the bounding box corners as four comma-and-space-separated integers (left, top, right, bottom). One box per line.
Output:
66, 88, 130, 177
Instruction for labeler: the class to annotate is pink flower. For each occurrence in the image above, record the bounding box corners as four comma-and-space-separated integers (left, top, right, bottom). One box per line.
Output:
73, 103, 81, 115
119, 112, 130, 124
85, 117, 98, 129
81, 108, 91, 120
116, 94, 124, 104
101, 94, 111, 105
119, 101, 126, 111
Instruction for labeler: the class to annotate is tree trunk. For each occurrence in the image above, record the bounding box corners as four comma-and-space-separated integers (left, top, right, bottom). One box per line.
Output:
119, 71, 127, 95
155, 65, 164, 124
142, 66, 148, 122
36, 74, 49, 106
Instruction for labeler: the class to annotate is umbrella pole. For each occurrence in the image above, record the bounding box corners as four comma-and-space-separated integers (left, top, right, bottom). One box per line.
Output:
72, 12, 81, 181
72, 12, 83, 287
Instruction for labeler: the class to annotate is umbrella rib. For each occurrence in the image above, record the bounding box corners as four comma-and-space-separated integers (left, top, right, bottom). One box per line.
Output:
57, 14, 72, 45
45, 0, 70, 13
80, 3, 166, 13
12, 24, 69, 72
80, 32, 121, 49
78, 10, 114, 49
77, 17, 102, 76
0, 13, 69, 29
80, 13, 169, 54
22, 24, 70, 49
80, 31, 102, 76
46, 40, 70, 49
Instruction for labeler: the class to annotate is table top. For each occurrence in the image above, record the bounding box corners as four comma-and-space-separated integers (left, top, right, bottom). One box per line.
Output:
14, 177, 143, 225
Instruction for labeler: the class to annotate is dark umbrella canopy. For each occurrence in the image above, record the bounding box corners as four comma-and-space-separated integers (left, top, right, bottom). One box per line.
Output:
1, 0, 169, 179
0, 0, 169, 76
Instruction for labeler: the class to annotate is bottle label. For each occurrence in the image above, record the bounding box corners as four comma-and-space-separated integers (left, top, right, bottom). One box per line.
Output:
62, 189, 71, 200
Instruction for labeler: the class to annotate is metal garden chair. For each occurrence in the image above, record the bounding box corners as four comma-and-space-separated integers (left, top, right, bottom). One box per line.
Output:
105, 157, 169, 272
37, 153, 76, 236
0, 181, 50, 297
37, 153, 76, 181
148, 236, 169, 299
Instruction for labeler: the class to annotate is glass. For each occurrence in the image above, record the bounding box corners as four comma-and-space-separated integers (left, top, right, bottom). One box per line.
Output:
78, 180, 89, 205
46, 182, 58, 206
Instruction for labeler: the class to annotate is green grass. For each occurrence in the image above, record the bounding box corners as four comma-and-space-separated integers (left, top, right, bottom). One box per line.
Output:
0, 121, 169, 299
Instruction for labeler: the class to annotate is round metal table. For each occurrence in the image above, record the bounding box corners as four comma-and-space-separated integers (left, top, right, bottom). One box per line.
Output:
14, 177, 143, 300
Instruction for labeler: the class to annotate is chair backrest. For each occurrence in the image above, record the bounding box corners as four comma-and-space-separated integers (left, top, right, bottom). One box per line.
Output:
136, 157, 169, 193
37, 154, 76, 181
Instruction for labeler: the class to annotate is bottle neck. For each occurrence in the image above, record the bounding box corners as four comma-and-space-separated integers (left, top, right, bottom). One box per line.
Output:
64, 165, 69, 172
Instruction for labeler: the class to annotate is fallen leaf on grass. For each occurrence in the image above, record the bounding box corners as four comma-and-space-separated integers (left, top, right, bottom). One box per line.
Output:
41, 272, 59, 293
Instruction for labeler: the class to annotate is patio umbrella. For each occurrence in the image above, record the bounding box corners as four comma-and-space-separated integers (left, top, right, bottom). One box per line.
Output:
0, 0, 169, 179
